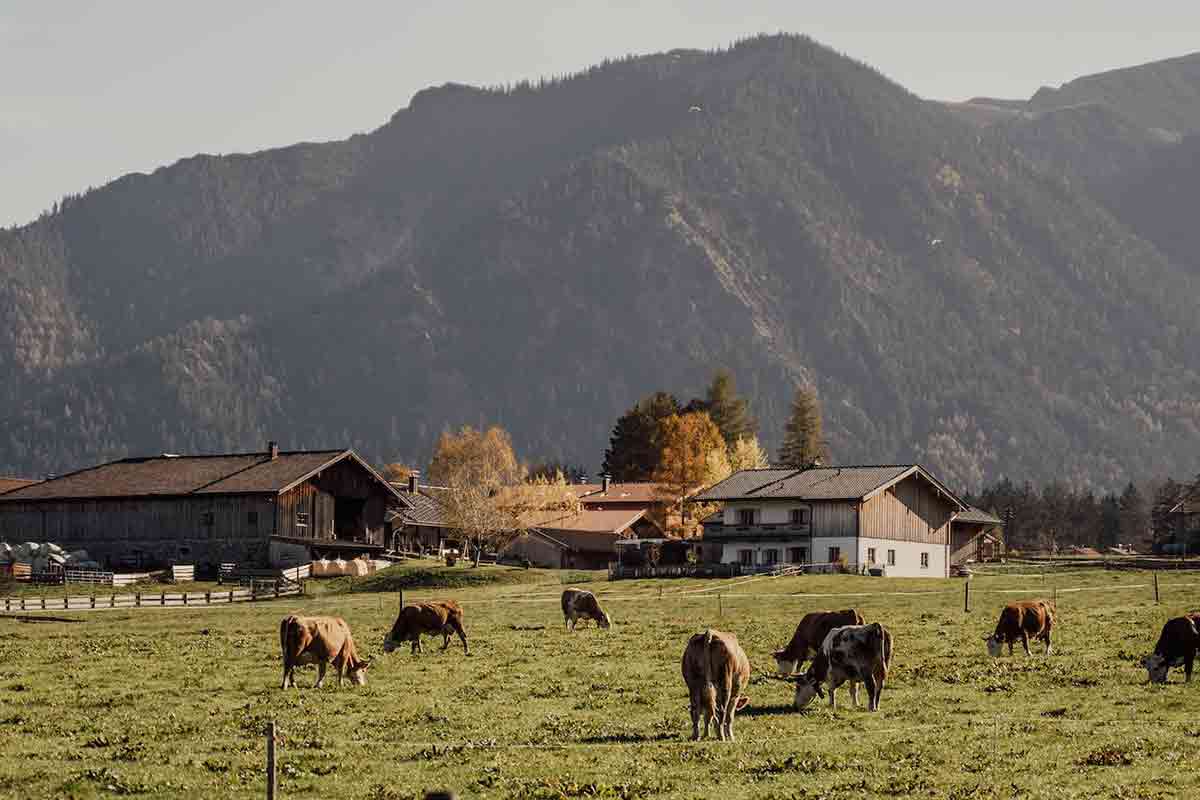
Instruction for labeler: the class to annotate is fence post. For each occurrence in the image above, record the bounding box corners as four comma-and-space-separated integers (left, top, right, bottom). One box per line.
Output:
205, 591, 211, 605
399, 588, 404, 614
160, 591, 165, 607
20, 598, 26, 611
90, 595, 96, 609
41, 596, 46, 610
718, 593, 723, 617
229, 589, 234, 604
183, 592, 188, 606
274, 582, 279, 599
1052, 586, 1057, 607
266, 720, 277, 800
252, 583, 257, 602
135, 592, 141, 608
64, 596, 69, 610
1154, 572, 1160, 604
964, 580, 970, 613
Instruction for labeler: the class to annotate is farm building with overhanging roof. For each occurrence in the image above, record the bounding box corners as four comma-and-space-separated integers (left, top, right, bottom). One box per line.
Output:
0, 443, 409, 571
695, 464, 970, 577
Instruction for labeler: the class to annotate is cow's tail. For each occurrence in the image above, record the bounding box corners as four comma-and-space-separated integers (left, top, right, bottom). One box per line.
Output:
702, 630, 718, 716
279, 616, 294, 659
881, 625, 893, 674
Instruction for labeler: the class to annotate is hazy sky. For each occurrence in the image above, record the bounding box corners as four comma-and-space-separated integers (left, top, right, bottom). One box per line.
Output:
3, 1, 1198, 228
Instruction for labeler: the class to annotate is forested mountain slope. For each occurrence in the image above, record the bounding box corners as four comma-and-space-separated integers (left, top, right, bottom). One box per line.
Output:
3, 35, 1200, 491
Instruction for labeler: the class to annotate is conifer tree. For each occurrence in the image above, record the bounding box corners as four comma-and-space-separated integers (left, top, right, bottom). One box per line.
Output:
698, 369, 757, 448
777, 385, 827, 468
602, 392, 679, 482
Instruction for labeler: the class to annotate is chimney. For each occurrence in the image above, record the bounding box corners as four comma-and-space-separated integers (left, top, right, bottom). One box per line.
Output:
602, 473, 611, 494
268, 441, 279, 461
408, 470, 420, 494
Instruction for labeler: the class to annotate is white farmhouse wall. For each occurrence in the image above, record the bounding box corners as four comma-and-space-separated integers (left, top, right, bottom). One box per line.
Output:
812, 536, 859, 569
719, 537, 811, 565
857, 536, 948, 578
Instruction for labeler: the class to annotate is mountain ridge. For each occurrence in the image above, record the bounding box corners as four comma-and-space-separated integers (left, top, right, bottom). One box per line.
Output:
4, 34, 1200, 492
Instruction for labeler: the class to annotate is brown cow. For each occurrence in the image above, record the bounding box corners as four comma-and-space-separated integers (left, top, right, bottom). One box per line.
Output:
773, 609, 865, 673
383, 600, 469, 655
791, 622, 893, 712
279, 615, 369, 689
985, 600, 1055, 657
561, 588, 611, 630
1141, 613, 1200, 683
681, 629, 750, 741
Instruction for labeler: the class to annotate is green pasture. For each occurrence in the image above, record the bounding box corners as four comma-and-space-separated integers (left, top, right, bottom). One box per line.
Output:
0, 565, 1197, 799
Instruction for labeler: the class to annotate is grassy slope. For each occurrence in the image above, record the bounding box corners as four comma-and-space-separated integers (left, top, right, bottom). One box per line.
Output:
0, 568, 1197, 799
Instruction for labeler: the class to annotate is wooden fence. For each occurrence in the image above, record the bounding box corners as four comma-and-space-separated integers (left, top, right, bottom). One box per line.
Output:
0, 581, 303, 613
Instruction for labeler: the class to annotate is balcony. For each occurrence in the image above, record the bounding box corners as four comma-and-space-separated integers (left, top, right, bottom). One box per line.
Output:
701, 523, 812, 543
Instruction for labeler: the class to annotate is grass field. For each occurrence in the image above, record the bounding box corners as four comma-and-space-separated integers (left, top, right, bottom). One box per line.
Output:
0, 565, 1197, 799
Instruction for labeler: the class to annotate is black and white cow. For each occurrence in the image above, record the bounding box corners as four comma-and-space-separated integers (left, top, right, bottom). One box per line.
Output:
790, 622, 893, 712
561, 588, 611, 631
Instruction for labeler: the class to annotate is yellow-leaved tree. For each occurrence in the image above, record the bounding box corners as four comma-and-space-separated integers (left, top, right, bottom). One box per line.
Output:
427, 425, 525, 566
651, 411, 731, 537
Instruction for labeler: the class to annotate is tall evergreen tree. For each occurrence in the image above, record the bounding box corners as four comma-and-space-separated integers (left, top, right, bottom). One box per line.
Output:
1098, 493, 1121, 549
696, 369, 757, 449
1118, 482, 1148, 547
777, 385, 826, 468
1150, 478, 1184, 547
601, 392, 679, 482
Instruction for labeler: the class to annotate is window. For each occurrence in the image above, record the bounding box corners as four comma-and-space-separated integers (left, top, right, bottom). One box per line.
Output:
737, 509, 756, 526
828, 546, 841, 564
763, 549, 779, 565
920, 552, 930, 569
789, 508, 809, 526
200, 512, 214, 527
247, 511, 258, 527
296, 512, 309, 528
887, 549, 896, 566
738, 549, 753, 565
867, 547, 876, 564
788, 547, 807, 564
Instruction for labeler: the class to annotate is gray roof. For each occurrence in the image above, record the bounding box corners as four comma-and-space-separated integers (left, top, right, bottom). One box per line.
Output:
695, 465, 966, 509
388, 490, 446, 527
955, 506, 1003, 525
694, 469, 795, 500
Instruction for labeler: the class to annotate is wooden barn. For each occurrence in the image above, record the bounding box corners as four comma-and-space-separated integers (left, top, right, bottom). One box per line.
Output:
0, 443, 406, 571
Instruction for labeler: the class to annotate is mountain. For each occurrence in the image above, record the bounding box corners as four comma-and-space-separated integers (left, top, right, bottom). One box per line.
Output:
4, 35, 1200, 492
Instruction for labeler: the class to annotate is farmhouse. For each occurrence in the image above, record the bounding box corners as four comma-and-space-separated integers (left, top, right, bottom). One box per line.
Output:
1163, 493, 1200, 555
695, 465, 967, 577
386, 472, 455, 555
950, 506, 1005, 566
0, 443, 407, 571
504, 508, 660, 569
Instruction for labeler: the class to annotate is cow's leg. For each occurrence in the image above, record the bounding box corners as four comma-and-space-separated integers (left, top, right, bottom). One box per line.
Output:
1185, 652, 1194, 682
723, 684, 741, 742
1021, 631, 1032, 657
714, 678, 731, 741
1007, 638, 1014, 656
449, 617, 469, 654
873, 663, 887, 711
688, 687, 702, 740
281, 662, 293, 690
1043, 618, 1053, 655
702, 684, 717, 739
315, 661, 327, 689
862, 674, 877, 711
441, 626, 451, 650
848, 680, 860, 709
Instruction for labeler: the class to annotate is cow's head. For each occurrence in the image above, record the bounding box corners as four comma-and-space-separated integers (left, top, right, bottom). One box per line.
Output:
790, 674, 824, 710
772, 650, 798, 675
1140, 653, 1170, 684
382, 624, 405, 653
348, 658, 370, 686
984, 635, 1003, 658
598, 610, 612, 629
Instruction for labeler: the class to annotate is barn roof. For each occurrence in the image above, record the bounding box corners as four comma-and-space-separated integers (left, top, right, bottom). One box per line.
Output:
386, 490, 446, 527
573, 482, 675, 504
0, 477, 39, 495
695, 464, 967, 509
955, 506, 1004, 525
0, 449, 404, 502
532, 508, 646, 536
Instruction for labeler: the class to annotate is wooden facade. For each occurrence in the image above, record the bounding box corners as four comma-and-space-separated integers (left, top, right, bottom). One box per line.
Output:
0, 449, 400, 571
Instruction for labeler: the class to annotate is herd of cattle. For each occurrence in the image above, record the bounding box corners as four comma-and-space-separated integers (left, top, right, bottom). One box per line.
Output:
278, 589, 1200, 741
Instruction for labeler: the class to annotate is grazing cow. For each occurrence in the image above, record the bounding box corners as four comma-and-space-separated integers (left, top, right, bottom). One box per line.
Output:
1141, 613, 1200, 684
985, 600, 1055, 657
383, 600, 469, 655
773, 609, 865, 673
791, 623, 893, 712
561, 588, 611, 630
279, 615, 369, 689
681, 629, 751, 741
